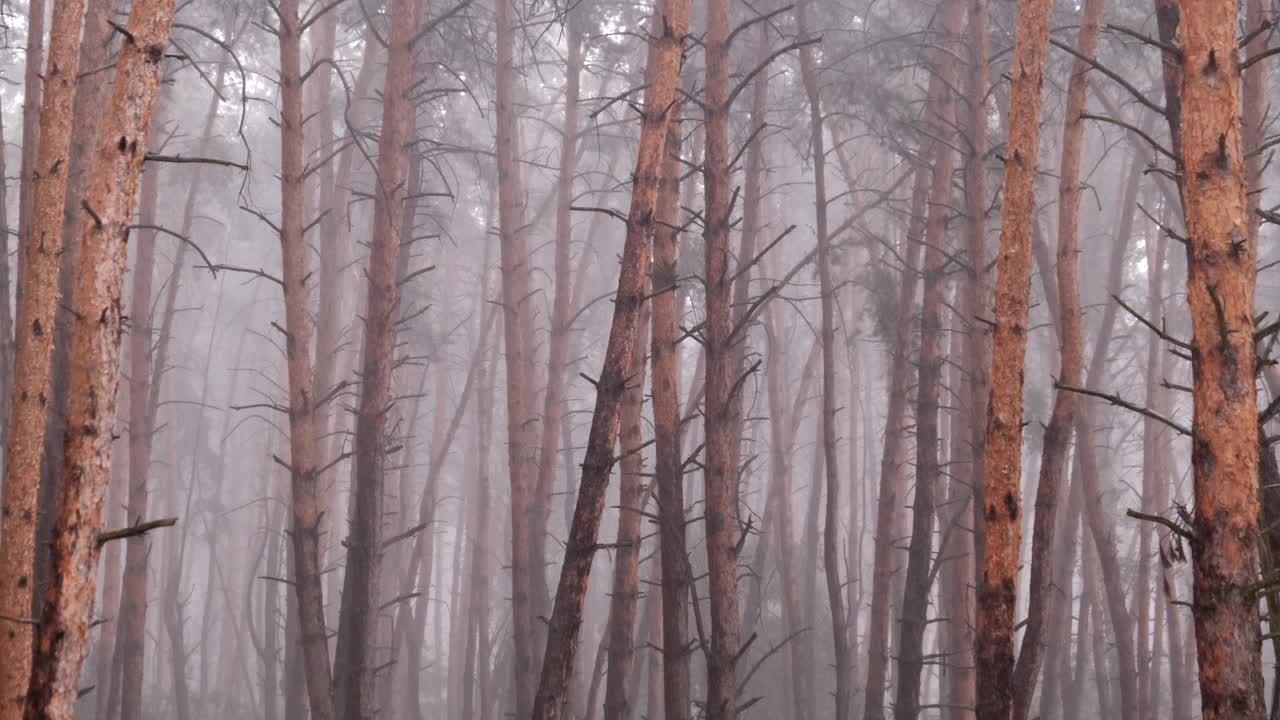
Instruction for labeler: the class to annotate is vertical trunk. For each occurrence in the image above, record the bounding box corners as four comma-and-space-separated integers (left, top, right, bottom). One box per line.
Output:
652, 114, 690, 720
794, 1, 850, 716
702, 0, 740, 713
93, 415, 128, 720
0, 0, 84, 713
494, 0, 540, 710
974, 0, 1053, 715
333, 0, 417, 715
21, 0, 176, 714
531, 10, 583, 641
602, 309, 651, 719
118, 118, 164, 720
893, 0, 962, 715
863, 161, 927, 720
952, 1, 989, 711
15, 0, 45, 292
1010, 0, 1101, 715
1177, 1, 1266, 715
528, 1, 690, 716
275, 2, 335, 718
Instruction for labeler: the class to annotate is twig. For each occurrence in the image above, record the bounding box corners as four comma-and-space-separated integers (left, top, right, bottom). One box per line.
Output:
96, 517, 178, 546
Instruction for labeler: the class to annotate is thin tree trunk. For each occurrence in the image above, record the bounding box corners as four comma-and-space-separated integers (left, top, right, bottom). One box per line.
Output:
974, 0, 1053, 714
602, 307, 651, 719
893, 1, 962, 716
863, 160, 927, 720
1177, 1, 1266, 715
528, 1, 690, 716
652, 113, 690, 720
1010, 0, 1101, 715
793, 0, 850, 715
0, 0, 84, 713
21, 0, 176, 714
332, 0, 417, 715
117, 114, 165, 720
275, 1, 335, 717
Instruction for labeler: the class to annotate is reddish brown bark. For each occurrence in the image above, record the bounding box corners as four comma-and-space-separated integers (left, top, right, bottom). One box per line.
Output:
1010, 1, 1101, 715
275, 1, 335, 718
0, 1, 85, 713
1177, 0, 1267, 715
974, 0, 1053, 715
20, 0, 176, 714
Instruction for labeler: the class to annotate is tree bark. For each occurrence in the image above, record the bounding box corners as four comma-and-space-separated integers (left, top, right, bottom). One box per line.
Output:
0, 1, 85, 714
529, 2, 691, 717
20, 0, 176, 714
1010, 0, 1101, 715
333, 0, 418, 715
652, 113, 690, 720
893, 1, 962, 716
974, 0, 1053, 715
1177, 0, 1267, 715
275, 1, 335, 718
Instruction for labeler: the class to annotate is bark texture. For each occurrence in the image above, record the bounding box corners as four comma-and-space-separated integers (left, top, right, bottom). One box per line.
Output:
974, 0, 1053, 715
1178, 1, 1267, 716
21, 0, 176, 715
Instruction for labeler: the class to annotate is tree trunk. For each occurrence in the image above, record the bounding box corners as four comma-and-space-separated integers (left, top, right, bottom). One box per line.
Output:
333, 0, 417, 715
652, 112, 690, 720
0, 0, 85, 713
117, 113, 165, 720
702, 0, 741, 713
893, 1, 962, 716
275, 2, 335, 718
794, 1, 851, 716
974, 0, 1053, 715
493, 0, 541, 710
863, 160, 927, 720
602, 307, 651, 719
1010, 0, 1101, 715
21, 0, 176, 714
528, 1, 690, 716
1177, 1, 1267, 715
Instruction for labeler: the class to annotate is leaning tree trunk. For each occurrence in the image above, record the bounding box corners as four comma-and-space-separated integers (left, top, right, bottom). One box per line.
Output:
20, 0, 177, 715
333, 0, 417, 716
0, 0, 86, 714
974, 0, 1053, 715
1177, 0, 1267, 716
1009, 0, 1100, 716
528, 1, 691, 717
275, 2, 335, 718
893, 1, 962, 716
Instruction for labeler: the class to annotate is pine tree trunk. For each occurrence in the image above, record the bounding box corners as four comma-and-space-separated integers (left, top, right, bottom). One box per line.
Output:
528, 1, 690, 716
1009, 1, 1100, 715
275, 2, 335, 718
602, 309, 651, 719
974, 0, 1053, 714
333, 0, 417, 715
21, 0, 176, 715
118, 114, 165, 720
652, 112, 691, 720
0, 0, 85, 713
863, 160, 928, 720
1177, 1, 1267, 715
893, 2, 962, 716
